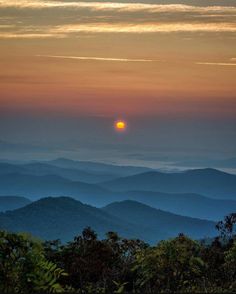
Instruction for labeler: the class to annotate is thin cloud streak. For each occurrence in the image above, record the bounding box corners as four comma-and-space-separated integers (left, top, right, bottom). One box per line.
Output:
1, 21, 236, 39
37, 55, 236, 69
0, 33, 64, 38
1, 22, 236, 39
36, 55, 157, 62
52, 22, 236, 34
196, 62, 236, 66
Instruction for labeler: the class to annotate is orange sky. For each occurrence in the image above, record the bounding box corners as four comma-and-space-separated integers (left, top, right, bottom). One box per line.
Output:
0, 1, 236, 118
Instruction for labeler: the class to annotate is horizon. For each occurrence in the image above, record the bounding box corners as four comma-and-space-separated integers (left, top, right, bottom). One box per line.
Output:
1, 155, 236, 176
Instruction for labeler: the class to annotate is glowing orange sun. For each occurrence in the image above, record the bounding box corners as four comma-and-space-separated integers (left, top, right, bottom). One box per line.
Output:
115, 120, 127, 131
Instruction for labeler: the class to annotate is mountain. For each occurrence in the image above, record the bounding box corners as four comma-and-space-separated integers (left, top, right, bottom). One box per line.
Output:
102, 168, 236, 199
120, 191, 236, 221
1, 167, 236, 217
0, 173, 114, 205
103, 200, 216, 241
0, 197, 143, 242
0, 162, 118, 183
0, 162, 26, 175
172, 157, 236, 169
47, 158, 152, 177
0, 197, 216, 244
0, 196, 31, 212
1, 190, 234, 221
0, 159, 153, 184
25, 162, 120, 183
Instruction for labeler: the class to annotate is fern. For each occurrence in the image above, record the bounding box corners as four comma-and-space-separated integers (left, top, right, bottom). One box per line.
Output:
28, 259, 67, 293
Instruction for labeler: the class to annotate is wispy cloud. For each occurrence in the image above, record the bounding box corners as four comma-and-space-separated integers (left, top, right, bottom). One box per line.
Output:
36, 55, 156, 62
1, 22, 236, 39
1, 1, 236, 39
51, 22, 236, 34
0, 33, 64, 38
1, 1, 236, 14
196, 62, 236, 66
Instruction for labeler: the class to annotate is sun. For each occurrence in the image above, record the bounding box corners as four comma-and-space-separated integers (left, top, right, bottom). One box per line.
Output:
115, 120, 127, 131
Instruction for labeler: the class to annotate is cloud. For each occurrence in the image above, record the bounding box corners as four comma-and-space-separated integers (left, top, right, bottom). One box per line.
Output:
0, 25, 15, 28
51, 22, 236, 34
36, 55, 156, 62
1, 21, 236, 39
0, 33, 63, 38
196, 62, 236, 66
0, 1, 236, 38
1, 1, 236, 14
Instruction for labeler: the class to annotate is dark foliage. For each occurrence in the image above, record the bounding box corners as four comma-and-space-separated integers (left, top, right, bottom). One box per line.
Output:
0, 215, 236, 293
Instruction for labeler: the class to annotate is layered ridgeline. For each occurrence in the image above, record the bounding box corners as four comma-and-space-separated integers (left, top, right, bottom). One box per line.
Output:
1, 192, 235, 222
102, 200, 216, 241
101, 168, 236, 199
0, 197, 217, 243
0, 160, 236, 221
47, 158, 151, 177
0, 159, 151, 183
0, 197, 141, 242
0, 173, 112, 204
1, 160, 236, 201
119, 191, 236, 221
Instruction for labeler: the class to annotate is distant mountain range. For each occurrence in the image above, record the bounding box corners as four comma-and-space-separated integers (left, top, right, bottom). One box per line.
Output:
46, 158, 152, 177
0, 197, 216, 243
0, 159, 151, 183
0, 197, 140, 242
0, 173, 114, 205
103, 200, 216, 241
0, 162, 116, 184
172, 157, 236, 169
0, 196, 31, 212
102, 168, 236, 200
0, 161, 236, 220
1, 191, 235, 221
119, 191, 236, 221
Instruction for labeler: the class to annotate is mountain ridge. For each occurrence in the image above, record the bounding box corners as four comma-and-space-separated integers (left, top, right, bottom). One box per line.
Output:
102, 168, 236, 199
0, 197, 216, 244
103, 200, 216, 241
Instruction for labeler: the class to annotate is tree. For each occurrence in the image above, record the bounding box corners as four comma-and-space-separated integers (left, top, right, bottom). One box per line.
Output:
224, 241, 236, 291
1, 220, 236, 293
216, 213, 236, 241
133, 234, 206, 293
0, 231, 66, 293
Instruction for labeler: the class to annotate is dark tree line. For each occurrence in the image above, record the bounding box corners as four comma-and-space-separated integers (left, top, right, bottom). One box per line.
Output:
0, 213, 236, 293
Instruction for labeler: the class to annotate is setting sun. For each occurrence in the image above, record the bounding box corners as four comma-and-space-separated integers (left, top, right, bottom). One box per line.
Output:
115, 120, 127, 131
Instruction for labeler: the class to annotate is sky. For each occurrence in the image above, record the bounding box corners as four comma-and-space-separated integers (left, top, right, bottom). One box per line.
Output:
0, 0, 236, 168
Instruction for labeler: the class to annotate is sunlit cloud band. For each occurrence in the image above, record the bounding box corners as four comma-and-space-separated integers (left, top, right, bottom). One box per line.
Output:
36, 55, 156, 62
1, 1, 236, 39
196, 62, 236, 66
1, 22, 236, 39
52, 22, 236, 34
1, 1, 236, 13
